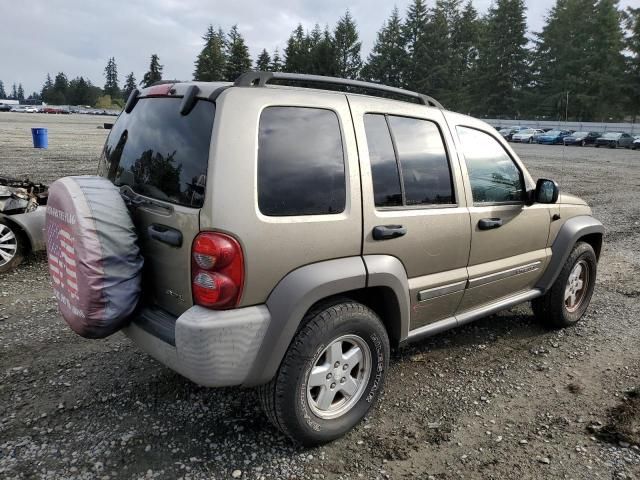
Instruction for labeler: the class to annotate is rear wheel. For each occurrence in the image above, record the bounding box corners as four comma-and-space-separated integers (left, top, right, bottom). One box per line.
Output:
259, 299, 390, 446
532, 242, 597, 328
0, 221, 25, 273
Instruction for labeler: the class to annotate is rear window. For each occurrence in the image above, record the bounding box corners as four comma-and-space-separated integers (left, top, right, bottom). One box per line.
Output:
100, 98, 215, 208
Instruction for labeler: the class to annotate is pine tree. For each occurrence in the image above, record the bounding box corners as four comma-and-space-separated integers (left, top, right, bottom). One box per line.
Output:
313, 27, 338, 76
451, 1, 481, 113
474, 0, 530, 117
194, 25, 227, 81
0, 81, 5, 99
624, 6, 640, 119
11, 83, 17, 100
284, 24, 310, 73
334, 11, 362, 79
255, 49, 271, 71
403, 0, 429, 90
225, 25, 251, 81
532, 0, 626, 121
68, 77, 91, 105
50, 72, 69, 105
362, 7, 407, 87
103, 57, 120, 99
17, 83, 24, 101
41, 74, 54, 102
141, 54, 163, 87
122, 72, 137, 100
271, 48, 283, 71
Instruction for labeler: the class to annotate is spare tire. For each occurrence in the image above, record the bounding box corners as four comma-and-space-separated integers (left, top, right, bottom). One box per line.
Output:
45, 176, 143, 338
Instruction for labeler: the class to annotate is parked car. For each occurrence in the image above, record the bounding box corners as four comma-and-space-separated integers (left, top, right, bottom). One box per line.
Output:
0, 104, 11, 112
594, 132, 634, 148
24, 106, 39, 113
511, 128, 545, 143
10, 106, 27, 113
0, 177, 48, 273
632, 137, 640, 150
563, 132, 601, 147
499, 126, 527, 141
44, 72, 603, 446
536, 129, 571, 145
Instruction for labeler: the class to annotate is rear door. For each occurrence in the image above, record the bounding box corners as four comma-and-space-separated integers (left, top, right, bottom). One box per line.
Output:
99, 95, 216, 316
349, 96, 471, 331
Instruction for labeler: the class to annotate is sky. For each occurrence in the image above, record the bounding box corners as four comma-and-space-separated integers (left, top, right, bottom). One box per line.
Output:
0, 0, 636, 96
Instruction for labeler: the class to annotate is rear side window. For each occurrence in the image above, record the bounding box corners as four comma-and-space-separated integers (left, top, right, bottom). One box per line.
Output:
258, 107, 346, 216
364, 114, 454, 207
101, 98, 215, 208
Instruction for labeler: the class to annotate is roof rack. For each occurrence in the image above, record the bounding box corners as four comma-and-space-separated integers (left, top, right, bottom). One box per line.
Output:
234, 71, 443, 109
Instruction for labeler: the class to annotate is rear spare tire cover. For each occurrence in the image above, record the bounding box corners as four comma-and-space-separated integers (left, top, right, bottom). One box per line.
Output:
45, 176, 143, 338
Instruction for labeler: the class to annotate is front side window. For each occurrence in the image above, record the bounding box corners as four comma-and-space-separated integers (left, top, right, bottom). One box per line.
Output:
456, 126, 524, 204
364, 114, 454, 208
258, 107, 345, 216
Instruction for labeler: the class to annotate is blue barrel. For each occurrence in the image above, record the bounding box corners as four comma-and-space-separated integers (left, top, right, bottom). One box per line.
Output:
31, 128, 48, 149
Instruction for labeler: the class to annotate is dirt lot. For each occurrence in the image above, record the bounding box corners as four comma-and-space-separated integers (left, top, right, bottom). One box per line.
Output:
1, 112, 639, 479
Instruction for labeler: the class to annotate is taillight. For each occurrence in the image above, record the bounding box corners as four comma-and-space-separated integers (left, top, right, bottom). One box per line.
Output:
191, 232, 244, 309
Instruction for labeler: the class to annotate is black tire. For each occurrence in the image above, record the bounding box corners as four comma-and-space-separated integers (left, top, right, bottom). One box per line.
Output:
528, 137, 533, 144
532, 242, 597, 329
0, 220, 26, 273
258, 299, 390, 446
581, 140, 586, 147
595, 144, 600, 148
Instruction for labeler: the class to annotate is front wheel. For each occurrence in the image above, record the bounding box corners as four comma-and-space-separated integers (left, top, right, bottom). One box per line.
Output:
532, 242, 597, 328
259, 300, 390, 446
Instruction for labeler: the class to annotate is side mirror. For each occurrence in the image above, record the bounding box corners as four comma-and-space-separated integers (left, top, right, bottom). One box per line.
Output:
535, 178, 559, 204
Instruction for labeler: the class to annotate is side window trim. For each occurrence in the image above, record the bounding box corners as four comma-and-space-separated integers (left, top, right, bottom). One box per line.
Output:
456, 124, 527, 206
384, 115, 407, 204
366, 112, 457, 210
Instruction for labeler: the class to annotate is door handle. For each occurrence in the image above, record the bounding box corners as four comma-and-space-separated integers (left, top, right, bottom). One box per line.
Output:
148, 224, 183, 247
373, 225, 407, 240
478, 218, 503, 230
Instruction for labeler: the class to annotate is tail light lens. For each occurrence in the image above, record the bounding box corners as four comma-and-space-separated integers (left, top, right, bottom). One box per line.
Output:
191, 232, 244, 309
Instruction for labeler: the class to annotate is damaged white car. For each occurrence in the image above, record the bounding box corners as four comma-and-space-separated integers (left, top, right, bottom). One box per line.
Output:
0, 177, 47, 273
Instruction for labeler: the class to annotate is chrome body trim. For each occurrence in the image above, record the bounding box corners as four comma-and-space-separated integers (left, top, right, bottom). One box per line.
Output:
418, 280, 467, 302
467, 261, 542, 289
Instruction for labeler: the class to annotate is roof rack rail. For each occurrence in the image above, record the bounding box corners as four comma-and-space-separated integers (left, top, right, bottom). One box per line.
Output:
234, 71, 443, 109
149, 80, 185, 87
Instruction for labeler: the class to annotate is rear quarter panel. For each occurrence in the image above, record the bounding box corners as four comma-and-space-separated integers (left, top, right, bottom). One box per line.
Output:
200, 88, 362, 306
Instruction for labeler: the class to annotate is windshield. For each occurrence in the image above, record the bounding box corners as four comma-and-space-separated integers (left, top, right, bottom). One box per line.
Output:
572, 132, 588, 137
518, 129, 535, 134
99, 97, 215, 208
546, 130, 561, 135
601, 133, 621, 139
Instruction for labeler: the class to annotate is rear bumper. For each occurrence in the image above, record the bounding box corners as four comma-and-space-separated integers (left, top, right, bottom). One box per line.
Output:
123, 304, 271, 387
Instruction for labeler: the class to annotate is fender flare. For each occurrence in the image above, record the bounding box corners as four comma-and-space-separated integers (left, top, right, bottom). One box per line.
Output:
243, 255, 411, 386
536, 215, 604, 292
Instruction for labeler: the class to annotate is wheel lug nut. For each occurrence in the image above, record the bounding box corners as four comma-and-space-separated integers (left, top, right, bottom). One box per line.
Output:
330, 383, 336, 389
342, 364, 348, 370
340, 377, 346, 384
326, 373, 332, 379
334, 362, 340, 368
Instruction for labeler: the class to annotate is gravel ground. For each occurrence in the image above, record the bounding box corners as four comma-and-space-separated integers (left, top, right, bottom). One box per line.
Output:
1, 113, 639, 479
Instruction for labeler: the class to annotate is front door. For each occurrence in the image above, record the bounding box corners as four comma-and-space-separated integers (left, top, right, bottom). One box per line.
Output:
452, 125, 552, 313
349, 96, 471, 331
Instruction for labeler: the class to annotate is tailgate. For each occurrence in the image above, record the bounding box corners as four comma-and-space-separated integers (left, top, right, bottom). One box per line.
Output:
98, 95, 215, 316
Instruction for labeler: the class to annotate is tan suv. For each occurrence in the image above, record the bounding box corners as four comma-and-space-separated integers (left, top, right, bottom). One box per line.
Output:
51, 72, 604, 446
